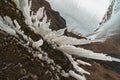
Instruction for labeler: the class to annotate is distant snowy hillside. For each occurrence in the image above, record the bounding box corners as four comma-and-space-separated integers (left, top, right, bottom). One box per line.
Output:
46, 0, 110, 35
46, 0, 120, 37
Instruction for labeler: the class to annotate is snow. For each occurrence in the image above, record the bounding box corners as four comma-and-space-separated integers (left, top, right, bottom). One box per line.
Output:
91, 9, 120, 39
46, 0, 110, 35
47, 0, 120, 40
113, 0, 120, 14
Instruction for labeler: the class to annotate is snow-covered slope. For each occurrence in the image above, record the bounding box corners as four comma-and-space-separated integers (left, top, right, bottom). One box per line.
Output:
46, 0, 111, 35
113, 0, 120, 14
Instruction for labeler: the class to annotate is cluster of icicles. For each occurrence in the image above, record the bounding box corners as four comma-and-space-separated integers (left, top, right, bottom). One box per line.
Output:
0, 0, 120, 80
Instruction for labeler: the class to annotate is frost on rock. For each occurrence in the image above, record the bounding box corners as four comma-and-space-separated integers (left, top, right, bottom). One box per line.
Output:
0, 0, 120, 80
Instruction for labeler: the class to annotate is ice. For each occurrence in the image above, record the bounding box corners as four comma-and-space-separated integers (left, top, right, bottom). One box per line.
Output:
58, 45, 120, 62
69, 70, 86, 80
32, 39, 43, 49
1, 1, 120, 80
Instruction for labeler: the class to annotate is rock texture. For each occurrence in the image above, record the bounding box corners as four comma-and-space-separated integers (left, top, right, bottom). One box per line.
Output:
0, 0, 120, 80
32, 0, 66, 30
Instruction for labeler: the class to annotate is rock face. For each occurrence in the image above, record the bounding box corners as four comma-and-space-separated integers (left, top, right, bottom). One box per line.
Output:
32, 0, 66, 30
0, 0, 120, 80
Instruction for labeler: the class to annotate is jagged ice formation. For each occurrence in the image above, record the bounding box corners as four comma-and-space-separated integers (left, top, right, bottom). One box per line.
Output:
0, 0, 120, 80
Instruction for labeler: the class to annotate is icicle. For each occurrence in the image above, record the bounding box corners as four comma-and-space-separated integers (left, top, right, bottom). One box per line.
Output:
44, 28, 66, 42
0, 16, 4, 22
12, 0, 21, 10
13, 20, 29, 41
33, 19, 40, 28
0, 22, 16, 36
36, 7, 44, 20
44, 32, 57, 42
32, 39, 43, 49
2, 1, 120, 80
52, 36, 105, 46
3, 16, 14, 27
111, 57, 120, 62
13, 20, 21, 30
65, 53, 90, 75
57, 45, 120, 62
37, 20, 51, 37
76, 60, 91, 66
54, 28, 66, 37
15, 0, 33, 28
69, 70, 86, 80
42, 11, 48, 24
